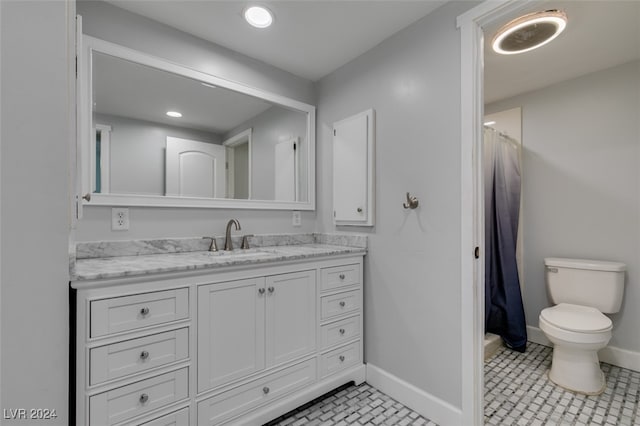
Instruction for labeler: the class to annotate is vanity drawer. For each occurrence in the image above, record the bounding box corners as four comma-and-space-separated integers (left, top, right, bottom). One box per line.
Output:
90, 328, 189, 385
320, 342, 360, 378
197, 358, 316, 426
321, 315, 360, 349
320, 264, 360, 292
137, 407, 189, 426
90, 288, 189, 338
89, 368, 188, 426
320, 289, 360, 320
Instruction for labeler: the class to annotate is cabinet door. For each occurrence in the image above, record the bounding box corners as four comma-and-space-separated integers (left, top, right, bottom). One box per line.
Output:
333, 109, 375, 226
198, 277, 265, 392
265, 271, 316, 367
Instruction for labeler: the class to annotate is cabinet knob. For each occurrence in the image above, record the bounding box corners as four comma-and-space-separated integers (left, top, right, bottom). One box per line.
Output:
268, 286, 275, 294
339, 274, 345, 280
339, 328, 345, 335
140, 350, 149, 360
263, 386, 270, 395
140, 307, 150, 316
82, 193, 91, 202
357, 207, 363, 213
139, 393, 149, 404
339, 301, 346, 308
258, 288, 266, 295
339, 355, 345, 362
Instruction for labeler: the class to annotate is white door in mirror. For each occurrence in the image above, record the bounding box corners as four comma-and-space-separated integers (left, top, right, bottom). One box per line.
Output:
165, 137, 226, 198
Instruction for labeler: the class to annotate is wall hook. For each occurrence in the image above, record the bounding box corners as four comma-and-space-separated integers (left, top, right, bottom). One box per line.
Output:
403, 192, 419, 209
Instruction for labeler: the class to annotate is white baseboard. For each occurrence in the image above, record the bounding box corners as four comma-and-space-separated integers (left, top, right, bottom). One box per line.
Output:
527, 325, 640, 372
527, 325, 551, 347
365, 363, 461, 426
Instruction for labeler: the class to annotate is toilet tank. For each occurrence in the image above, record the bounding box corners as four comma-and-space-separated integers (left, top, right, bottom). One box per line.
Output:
545, 258, 626, 313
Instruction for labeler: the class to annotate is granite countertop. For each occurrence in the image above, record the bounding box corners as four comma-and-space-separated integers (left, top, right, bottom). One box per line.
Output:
71, 234, 367, 282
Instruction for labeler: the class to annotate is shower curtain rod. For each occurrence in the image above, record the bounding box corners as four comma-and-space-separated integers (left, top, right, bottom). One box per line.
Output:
484, 125, 519, 147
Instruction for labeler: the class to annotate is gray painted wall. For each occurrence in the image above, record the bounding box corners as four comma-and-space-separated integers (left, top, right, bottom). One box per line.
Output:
486, 60, 640, 352
224, 106, 309, 202
316, 1, 476, 408
75, 2, 317, 242
95, 113, 221, 196
77, 1, 314, 105
1, 1, 72, 424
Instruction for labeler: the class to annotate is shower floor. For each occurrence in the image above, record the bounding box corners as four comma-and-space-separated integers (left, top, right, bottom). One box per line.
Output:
485, 342, 640, 425
485, 332, 502, 360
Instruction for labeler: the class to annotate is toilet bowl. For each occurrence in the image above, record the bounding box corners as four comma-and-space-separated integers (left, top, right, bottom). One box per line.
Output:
540, 258, 625, 395
539, 303, 612, 394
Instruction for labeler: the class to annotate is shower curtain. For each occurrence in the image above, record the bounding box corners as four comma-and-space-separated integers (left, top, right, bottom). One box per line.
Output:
484, 127, 527, 352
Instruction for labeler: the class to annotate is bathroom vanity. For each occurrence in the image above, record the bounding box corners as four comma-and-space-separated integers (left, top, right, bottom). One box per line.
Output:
70, 235, 366, 426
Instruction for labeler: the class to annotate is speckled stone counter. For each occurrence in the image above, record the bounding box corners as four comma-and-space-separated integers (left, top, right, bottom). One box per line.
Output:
71, 233, 366, 282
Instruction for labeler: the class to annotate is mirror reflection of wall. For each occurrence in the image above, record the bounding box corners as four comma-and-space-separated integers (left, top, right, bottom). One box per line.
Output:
94, 113, 221, 196
90, 48, 310, 202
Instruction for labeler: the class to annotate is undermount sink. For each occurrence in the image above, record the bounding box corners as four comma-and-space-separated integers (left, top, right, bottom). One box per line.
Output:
203, 248, 273, 258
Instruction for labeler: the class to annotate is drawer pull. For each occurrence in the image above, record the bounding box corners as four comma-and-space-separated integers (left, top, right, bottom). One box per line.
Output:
339, 301, 346, 308
268, 286, 275, 294
339, 328, 345, 335
139, 393, 149, 404
339, 355, 345, 362
339, 274, 345, 280
263, 386, 270, 395
140, 307, 150, 316
258, 288, 266, 295
140, 350, 150, 360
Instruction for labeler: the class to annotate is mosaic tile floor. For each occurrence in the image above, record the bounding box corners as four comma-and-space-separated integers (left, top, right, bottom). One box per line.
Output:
264, 382, 437, 426
485, 342, 640, 425
266, 341, 640, 426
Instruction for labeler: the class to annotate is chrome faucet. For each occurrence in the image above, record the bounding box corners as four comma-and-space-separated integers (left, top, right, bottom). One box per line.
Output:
224, 219, 241, 251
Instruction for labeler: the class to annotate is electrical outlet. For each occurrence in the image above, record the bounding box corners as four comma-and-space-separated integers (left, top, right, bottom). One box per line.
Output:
292, 210, 302, 227
111, 208, 130, 231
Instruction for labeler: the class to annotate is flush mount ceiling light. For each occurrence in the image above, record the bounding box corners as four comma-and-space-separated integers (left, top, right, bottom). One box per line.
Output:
244, 5, 273, 28
492, 9, 567, 55
166, 111, 182, 118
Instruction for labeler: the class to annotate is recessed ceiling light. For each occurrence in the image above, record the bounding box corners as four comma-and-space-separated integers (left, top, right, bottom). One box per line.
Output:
492, 10, 567, 55
484, 121, 497, 126
166, 111, 182, 118
244, 5, 273, 29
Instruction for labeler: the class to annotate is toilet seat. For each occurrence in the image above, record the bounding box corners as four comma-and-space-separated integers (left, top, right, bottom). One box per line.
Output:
540, 303, 612, 332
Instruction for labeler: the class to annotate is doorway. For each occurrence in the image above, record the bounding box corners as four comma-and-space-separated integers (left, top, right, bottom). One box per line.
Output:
459, 0, 640, 423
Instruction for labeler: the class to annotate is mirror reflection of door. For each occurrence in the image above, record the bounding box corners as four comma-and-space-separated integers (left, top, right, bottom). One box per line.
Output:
92, 124, 112, 194
165, 136, 226, 198
274, 137, 299, 202
223, 129, 252, 200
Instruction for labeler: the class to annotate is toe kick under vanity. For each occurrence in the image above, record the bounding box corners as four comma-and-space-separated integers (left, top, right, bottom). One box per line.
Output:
70, 234, 366, 426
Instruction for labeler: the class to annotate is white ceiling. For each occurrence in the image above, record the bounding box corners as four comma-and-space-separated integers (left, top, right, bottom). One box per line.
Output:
93, 51, 278, 134
99, 1, 640, 111
105, 0, 446, 82
484, 1, 640, 104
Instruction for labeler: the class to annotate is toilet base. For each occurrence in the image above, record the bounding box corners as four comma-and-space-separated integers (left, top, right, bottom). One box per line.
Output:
547, 344, 606, 395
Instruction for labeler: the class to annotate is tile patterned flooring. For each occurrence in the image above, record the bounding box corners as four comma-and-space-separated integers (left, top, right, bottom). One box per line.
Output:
267, 341, 640, 426
264, 382, 436, 426
485, 342, 640, 425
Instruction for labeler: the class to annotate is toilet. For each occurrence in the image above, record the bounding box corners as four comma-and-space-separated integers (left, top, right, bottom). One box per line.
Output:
539, 257, 625, 395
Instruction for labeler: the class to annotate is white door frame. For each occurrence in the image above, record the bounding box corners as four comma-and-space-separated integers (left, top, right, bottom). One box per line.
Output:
457, 1, 543, 424
223, 128, 253, 200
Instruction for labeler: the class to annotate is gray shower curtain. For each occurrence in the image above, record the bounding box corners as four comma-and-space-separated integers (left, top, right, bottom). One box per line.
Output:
484, 127, 527, 352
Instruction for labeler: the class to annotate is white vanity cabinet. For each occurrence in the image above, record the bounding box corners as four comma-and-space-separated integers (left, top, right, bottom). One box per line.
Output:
73, 254, 365, 426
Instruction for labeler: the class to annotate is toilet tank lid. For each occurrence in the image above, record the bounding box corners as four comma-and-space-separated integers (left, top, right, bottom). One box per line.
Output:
544, 258, 626, 272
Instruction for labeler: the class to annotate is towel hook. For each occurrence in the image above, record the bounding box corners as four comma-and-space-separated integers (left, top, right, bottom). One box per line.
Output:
403, 192, 419, 209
